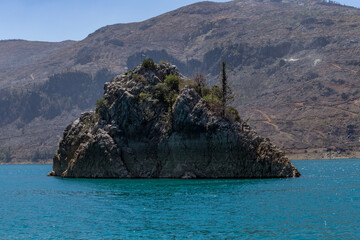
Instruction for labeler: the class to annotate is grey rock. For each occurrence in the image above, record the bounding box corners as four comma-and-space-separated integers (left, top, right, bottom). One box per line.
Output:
49, 62, 300, 178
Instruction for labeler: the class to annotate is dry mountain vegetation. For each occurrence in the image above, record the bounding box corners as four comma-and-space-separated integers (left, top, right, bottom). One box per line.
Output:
1, 0, 360, 162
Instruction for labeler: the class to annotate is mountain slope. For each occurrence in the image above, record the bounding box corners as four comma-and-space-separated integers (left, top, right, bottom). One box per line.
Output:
1, 0, 360, 162
0, 39, 75, 71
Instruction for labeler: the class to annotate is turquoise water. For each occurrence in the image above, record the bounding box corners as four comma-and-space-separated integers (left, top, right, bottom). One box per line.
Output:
0, 159, 359, 239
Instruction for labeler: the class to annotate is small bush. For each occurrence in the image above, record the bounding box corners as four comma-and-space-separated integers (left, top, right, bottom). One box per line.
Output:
142, 58, 156, 69
154, 83, 168, 102
203, 94, 221, 104
210, 85, 222, 99
95, 96, 106, 113
83, 115, 97, 128
0, 147, 12, 162
166, 93, 178, 107
195, 85, 211, 98
165, 74, 180, 91
193, 73, 206, 87
132, 74, 146, 84
124, 70, 133, 75
202, 86, 222, 114
179, 78, 197, 90
154, 81, 178, 107
225, 106, 241, 122
139, 92, 153, 102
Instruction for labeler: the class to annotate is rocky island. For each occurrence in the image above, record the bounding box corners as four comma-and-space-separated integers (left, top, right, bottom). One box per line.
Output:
48, 61, 300, 178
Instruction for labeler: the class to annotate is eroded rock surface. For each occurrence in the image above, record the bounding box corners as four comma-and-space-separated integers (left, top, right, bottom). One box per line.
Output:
49, 63, 300, 178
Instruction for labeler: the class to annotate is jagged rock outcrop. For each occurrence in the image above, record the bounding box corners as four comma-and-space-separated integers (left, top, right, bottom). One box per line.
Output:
48, 63, 300, 178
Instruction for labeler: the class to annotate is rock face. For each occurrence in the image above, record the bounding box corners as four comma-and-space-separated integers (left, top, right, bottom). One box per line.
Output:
49, 63, 300, 178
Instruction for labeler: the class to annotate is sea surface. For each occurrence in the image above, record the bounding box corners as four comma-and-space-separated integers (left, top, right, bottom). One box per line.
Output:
0, 159, 359, 239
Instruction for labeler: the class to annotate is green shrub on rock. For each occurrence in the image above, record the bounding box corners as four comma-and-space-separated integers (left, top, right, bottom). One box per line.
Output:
153, 74, 181, 108
139, 92, 154, 103
142, 58, 156, 69
179, 78, 197, 91
132, 74, 146, 84
154, 83, 168, 102
95, 96, 106, 114
225, 106, 241, 122
164, 74, 180, 91
202, 86, 223, 114
196, 85, 211, 98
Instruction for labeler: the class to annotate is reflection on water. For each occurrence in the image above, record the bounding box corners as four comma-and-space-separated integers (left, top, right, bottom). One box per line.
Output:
0, 159, 359, 239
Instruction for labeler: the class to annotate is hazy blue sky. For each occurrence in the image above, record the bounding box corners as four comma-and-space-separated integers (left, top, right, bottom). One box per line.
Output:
0, 0, 358, 42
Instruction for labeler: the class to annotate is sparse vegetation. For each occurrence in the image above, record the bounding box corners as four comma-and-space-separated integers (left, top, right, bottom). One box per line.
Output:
0, 69, 114, 126
95, 96, 106, 114
127, 50, 201, 76
192, 73, 208, 97
132, 74, 146, 84
138, 92, 154, 103
202, 85, 222, 114
124, 70, 133, 75
190, 63, 238, 122
142, 58, 156, 69
0, 147, 12, 162
132, 72, 181, 110
193, 73, 206, 87
226, 106, 241, 122
31, 149, 53, 162
84, 114, 98, 128
164, 74, 180, 91
179, 78, 198, 90
152, 74, 181, 105
319, 0, 341, 6
154, 83, 168, 103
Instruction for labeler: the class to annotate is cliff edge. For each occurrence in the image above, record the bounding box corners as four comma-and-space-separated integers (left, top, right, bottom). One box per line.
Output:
48, 62, 300, 178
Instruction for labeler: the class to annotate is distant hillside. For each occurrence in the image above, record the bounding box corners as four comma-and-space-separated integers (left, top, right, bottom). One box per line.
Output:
0, 40, 75, 71
1, 0, 360, 163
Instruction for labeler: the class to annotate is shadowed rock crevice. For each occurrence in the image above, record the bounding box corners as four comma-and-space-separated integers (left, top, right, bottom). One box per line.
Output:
49, 63, 300, 178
